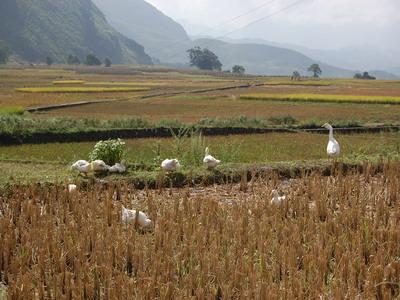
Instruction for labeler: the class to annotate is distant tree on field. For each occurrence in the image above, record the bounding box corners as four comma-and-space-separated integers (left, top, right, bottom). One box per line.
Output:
232, 65, 245, 75
67, 55, 81, 65
0, 41, 11, 64
354, 72, 376, 80
307, 64, 322, 78
362, 71, 376, 80
187, 47, 222, 71
85, 54, 102, 66
291, 71, 301, 81
46, 56, 53, 66
104, 58, 111, 67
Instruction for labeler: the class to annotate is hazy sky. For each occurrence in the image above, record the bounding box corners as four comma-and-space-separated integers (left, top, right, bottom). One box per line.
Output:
146, 0, 400, 50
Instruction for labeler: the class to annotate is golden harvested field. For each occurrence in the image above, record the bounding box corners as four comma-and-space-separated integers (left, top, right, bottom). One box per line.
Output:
1, 67, 400, 125
1, 163, 400, 298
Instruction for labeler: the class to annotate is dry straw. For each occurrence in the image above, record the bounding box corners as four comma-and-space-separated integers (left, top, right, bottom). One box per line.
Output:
1, 162, 400, 298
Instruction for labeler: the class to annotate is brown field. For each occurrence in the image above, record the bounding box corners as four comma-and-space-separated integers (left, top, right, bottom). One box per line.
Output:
1, 163, 400, 298
46, 95, 400, 124
1, 67, 400, 125
0, 67, 247, 108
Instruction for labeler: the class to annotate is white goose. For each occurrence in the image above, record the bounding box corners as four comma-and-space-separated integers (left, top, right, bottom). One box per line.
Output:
161, 159, 181, 172
121, 206, 152, 228
91, 160, 110, 172
71, 160, 92, 173
203, 147, 221, 169
271, 189, 286, 205
109, 161, 126, 173
322, 123, 341, 157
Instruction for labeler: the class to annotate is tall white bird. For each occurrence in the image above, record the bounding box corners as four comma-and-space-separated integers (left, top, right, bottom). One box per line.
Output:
322, 123, 341, 157
71, 160, 92, 173
91, 160, 110, 172
271, 189, 286, 205
161, 159, 181, 172
109, 161, 126, 173
121, 206, 152, 228
203, 147, 221, 169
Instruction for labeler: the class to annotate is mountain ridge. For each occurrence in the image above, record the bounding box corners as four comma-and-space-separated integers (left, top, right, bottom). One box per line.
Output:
0, 0, 152, 64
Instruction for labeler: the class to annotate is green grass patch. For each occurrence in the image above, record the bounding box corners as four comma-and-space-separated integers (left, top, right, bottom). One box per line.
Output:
1, 132, 398, 167
0, 106, 25, 115
240, 93, 400, 105
52, 80, 86, 85
16, 87, 151, 93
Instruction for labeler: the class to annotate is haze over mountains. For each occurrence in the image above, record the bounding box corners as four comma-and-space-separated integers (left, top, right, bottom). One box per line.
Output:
94, 0, 398, 78
0, 0, 398, 78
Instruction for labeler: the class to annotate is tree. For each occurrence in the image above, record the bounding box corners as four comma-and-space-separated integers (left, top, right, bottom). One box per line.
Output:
46, 56, 53, 66
307, 64, 322, 78
354, 71, 376, 80
187, 47, 222, 71
291, 71, 301, 81
0, 41, 11, 64
104, 58, 111, 67
232, 65, 245, 75
362, 71, 376, 80
85, 54, 102, 66
67, 55, 81, 65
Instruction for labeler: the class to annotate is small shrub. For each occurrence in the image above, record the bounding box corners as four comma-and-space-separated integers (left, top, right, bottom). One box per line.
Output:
89, 139, 126, 165
268, 115, 298, 126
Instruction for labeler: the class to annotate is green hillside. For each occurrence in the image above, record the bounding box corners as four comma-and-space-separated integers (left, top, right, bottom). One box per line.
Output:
0, 0, 152, 64
93, 0, 190, 62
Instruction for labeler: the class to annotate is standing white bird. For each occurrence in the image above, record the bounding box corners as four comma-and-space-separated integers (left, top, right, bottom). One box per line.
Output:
203, 147, 221, 169
322, 123, 341, 157
71, 160, 92, 173
91, 160, 110, 172
271, 189, 286, 205
121, 206, 152, 228
109, 161, 126, 173
161, 159, 181, 171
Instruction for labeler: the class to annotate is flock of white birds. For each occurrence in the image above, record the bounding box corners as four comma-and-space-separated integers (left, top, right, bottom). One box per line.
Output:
69, 123, 340, 230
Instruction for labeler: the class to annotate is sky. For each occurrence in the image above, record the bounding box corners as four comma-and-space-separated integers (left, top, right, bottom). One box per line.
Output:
145, 0, 400, 51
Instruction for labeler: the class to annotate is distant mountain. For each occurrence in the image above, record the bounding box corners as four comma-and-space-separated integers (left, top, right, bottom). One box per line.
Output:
0, 0, 152, 64
368, 70, 399, 80
93, 0, 190, 62
191, 38, 354, 78
387, 67, 400, 77
219, 37, 400, 78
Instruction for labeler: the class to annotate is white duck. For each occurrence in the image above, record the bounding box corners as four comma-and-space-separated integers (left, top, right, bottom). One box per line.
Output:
109, 161, 126, 173
271, 189, 286, 205
121, 206, 152, 228
68, 184, 77, 193
203, 147, 221, 169
322, 123, 341, 157
71, 160, 92, 173
91, 160, 110, 172
161, 159, 181, 172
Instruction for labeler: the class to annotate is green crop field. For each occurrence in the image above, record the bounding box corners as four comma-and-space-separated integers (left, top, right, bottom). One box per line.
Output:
1, 132, 399, 184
